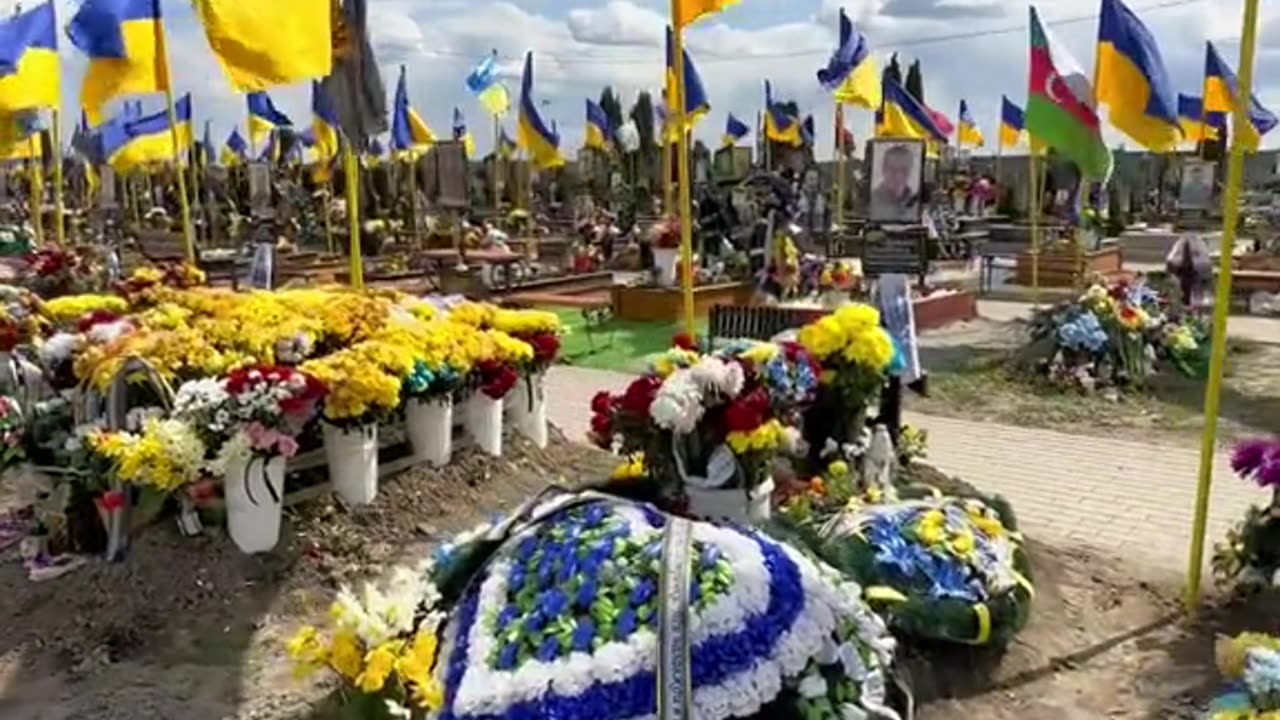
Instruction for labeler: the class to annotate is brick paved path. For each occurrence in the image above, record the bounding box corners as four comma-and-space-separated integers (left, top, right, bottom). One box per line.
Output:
546, 366, 1270, 572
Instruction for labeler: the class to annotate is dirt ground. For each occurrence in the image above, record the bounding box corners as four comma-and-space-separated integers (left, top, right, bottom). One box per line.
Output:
909, 317, 1280, 446
0, 432, 1266, 720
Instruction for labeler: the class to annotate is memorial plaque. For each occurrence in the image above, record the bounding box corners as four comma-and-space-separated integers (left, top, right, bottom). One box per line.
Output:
99, 166, 116, 208
713, 147, 751, 184
861, 229, 926, 277
433, 141, 468, 208
246, 242, 276, 290
247, 162, 272, 217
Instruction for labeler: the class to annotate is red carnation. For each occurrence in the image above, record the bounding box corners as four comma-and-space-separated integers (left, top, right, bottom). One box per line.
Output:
529, 334, 561, 365
77, 310, 120, 333
619, 376, 660, 419
0, 322, 18, 353
724, 388, 769, 433
591, 391, 615, 415
590, 412, 613, 437
672, 332, 697, 351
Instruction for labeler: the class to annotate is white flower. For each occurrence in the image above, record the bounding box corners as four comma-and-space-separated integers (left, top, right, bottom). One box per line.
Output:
384, 700, 411, 719
690, 356, 745, 397
86, 320, 134, 345
840, 703, 869, 720
37, 332, 80, 367
798, 671, 829, 698
816, 636, 839, 665
838, 642, 867, 680
650, 370, 705, 433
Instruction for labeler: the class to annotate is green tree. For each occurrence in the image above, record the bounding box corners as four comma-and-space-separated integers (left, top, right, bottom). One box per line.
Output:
630, 91, 656, 155
883, 53, 903, 87
905, 60, 924, 105
599, 87, 625, 140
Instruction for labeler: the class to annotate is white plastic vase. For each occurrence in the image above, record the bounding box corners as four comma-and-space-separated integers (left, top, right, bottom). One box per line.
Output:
323, 423, 378, 505
652, 247, 679, 287
466, 393, 503, 457
508, 372, 548, 449
406, 396, 453, 467
686, 477, 775, 525
224, 454, 286, 554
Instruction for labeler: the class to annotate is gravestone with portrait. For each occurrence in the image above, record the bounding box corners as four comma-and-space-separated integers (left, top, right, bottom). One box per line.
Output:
1179, 159, 1216, 212
866, 138, 926, 225
861, 228, 927, 280
99, 167, 117, 209
247, 162, 272, 218
431, 140, 469, 209
713, 147, 751, 185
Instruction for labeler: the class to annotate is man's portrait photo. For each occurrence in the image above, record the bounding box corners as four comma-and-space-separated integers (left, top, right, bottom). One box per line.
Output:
868, 139, 924, 223
1179, 160, 1216, 211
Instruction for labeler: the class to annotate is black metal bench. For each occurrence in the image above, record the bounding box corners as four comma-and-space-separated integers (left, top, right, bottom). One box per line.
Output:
707, 304, 823, 346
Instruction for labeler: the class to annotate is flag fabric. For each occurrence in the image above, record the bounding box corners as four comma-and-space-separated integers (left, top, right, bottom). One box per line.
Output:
878, 79, 947, 143
1177, 93, 1218, 144
126, 99, 143, 118
312, 81, 341, 161
1026, 5, 1112, 180
999, 95, 1025, 148
957, 99, 984, 148
67, 0, 170, 125
584, 99, 611, 151
925, 106, 954, 137
222, 128, 247, 165
722, 112, 749, 147
516, 51, 563, 169
200, 118, 212, 166
465, 52, 510, 117
319, 0, 387, 150
1203, 41, 1276, 152
0, 2, 60, 113
390, 66, 435, 155
673, 0, 738, 28
258, 130, 280, 163
664, 25, 709, 141
192, 0, 330, 92
72, 110, 102, 162
1095, 0, 1180, 151
800, 115, 815, 147
453, 107, 475, 158
497, 125, 517, 159
764, 80, 802, 146
0, 111, 42, 161
100, 93, 193, 171
247, 91, 292, 147
818, 8, 880, 110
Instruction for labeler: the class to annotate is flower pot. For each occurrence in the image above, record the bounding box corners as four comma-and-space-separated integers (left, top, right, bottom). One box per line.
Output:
466, 393, 503, 457
406, 396, 453, 467
94, 488, 130, 561
508, 372, 548, 449
652, 247, 678, 287
224, 454, 285, 553
685, 477, 775, 525
323, 423, 378, 505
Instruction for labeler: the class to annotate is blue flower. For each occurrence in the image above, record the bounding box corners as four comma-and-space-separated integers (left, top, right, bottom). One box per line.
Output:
922, 555, 981, 602
630, 579, 656, 607
537, 589, 569, 618
572, 618, 596, 652
516, 537, 538, 561
575, 579, 598, 609
689, 580, 702, 605
536, 636, 561, 662
615, 609, 638, 639
508, 566, 527, 591
583, 504, 607, 529
496, 642, 519, 670
523, 610, 547, 632
496, 605, 519, 631
872, 531, 918, 578
699, 545, 722, 570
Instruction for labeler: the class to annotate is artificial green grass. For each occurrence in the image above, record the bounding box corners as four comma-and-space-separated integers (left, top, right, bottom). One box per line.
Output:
546, 306, 707, 374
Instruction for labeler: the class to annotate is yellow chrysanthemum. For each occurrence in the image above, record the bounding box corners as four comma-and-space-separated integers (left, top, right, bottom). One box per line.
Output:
41, 294, 128, 324
356, 641, 403, 693
492, 308, 561, 336
948, 530, 976, 558
739, 342, 780, 365
797, 316, 848, 359
832, 304, 880, 333
328, 629, 365, 681
610, 453, 647, 481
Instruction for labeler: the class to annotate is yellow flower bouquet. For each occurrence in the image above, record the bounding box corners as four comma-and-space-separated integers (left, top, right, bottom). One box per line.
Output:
40, 294, 128, 326
796, 304, 897, 443
88, 418, 208, 494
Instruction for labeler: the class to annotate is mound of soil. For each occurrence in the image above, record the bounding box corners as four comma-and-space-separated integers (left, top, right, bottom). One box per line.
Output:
0, 430, 615, 720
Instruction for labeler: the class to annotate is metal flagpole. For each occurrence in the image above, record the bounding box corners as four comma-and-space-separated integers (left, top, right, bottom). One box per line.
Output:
49, 110, 65, 246
1184, 0, 1260, 614
156, 26, 195, 261
27, 142, 42, 246
669, 13, 695, 335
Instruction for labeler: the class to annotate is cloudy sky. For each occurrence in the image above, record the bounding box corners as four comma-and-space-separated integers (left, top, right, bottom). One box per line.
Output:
16, 0, 1280, 159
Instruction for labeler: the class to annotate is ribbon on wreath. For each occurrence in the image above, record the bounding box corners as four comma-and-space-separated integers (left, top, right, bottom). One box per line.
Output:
657, 516, 694, 720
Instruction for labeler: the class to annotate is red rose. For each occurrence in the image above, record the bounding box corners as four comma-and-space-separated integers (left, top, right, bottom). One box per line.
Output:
672, 332, 697, 351
619, 376, 660, 418
591, 391, 615, 415
529, 334, 561, 365
0, 323, 18, 353
77, 310, 120, 333
590, 412, 613, 437
724, 388, 769, 433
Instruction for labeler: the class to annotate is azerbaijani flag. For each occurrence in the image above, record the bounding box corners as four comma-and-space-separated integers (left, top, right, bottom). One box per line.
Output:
1026, 5, 1111, 180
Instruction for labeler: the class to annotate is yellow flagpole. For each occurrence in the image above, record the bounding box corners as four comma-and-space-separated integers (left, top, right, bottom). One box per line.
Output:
493, 115, 501, 210
1184, 0, 1260, 613
50, 110, 64, 246
343, 143, 363, 289
27, 144, 42, 246
669, 14, 695, 335
157, 30, 194, 262
190, 136, 201, 245
661, 120, 673, 215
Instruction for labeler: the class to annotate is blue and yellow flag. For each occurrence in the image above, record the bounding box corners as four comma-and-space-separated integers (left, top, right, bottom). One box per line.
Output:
67, 0, 169, 125
193, 0, 330, 92
222, 128, 247, 166
1095, 0, 1180, 151
453, 107, 475, 158
390, 66, 435, 155
584, 99, 611, 151
957, 99, 984, 148
674, 0, 738, 28
0, 2, 59, 113
1204, 41, 1276, 152
878, 79, 947, 143
200, 119, 212, 166
722, 113, 748, 147
101, 93, 192, 171
497, 125, 517, 159
999, 95, 1025, 148
764, 81, 802, 146
0, 111, 43, 161
664, 25, 708, 140
800, 115, 815, 147
311, 80, 341, 161
1177, 93, 1218, 144
818, 8, 880, 110
465, 51, 510, 117
247, 91, 292, 148
516, 51, 562, 169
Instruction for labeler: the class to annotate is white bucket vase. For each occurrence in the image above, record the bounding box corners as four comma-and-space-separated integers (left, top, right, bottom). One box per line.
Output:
323, 423, 378, 505
652, 247, 678, 287
466, 393, 503, 457
685, 477, 775, 525
406, 396, 453, 467
508, 372, 548, 449
224, 454, 286, 554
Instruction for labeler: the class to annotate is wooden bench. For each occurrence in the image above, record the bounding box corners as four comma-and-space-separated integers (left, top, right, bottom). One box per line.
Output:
1233, 269, 1280, 294
507, 290, 610, 309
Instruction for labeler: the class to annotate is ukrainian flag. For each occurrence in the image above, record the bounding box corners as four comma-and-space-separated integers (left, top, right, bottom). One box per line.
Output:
247, 91, 292, 149
222, 128, 247, 166
516, 51, 563, 169
101, 93, 193, 172
999, 95, 1025, 148
722, 113, 748, 147
200, 119, 212, 166
664, 25, 708, 137
192, 0, 330, 92
453, 107, 475, 158
673, 0, 738, 28
800, 115, 815, 147
1177, 94, 1218, 144
497, 125, 517, 159
764, 81, 801, 146
67, 0, 170, 125
1204, 41, 1277, 152
957, 99, 984, 148
390, 66, 435, 156
311, 81, 340, 161
878, 79, 947, 143
465, 52, 510, 117
584, 99, 611, 151
1095, 0, 1180, 152
818, 8, 880, 110
0, 111, 42, 161
0, 2, 60, 113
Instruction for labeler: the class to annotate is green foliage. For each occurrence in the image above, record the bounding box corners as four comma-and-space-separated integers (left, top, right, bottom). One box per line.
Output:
1106, 182, 1128, 237
905, 60, 924, 105
599, 87, 625, 139
883, 53, 903, 86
